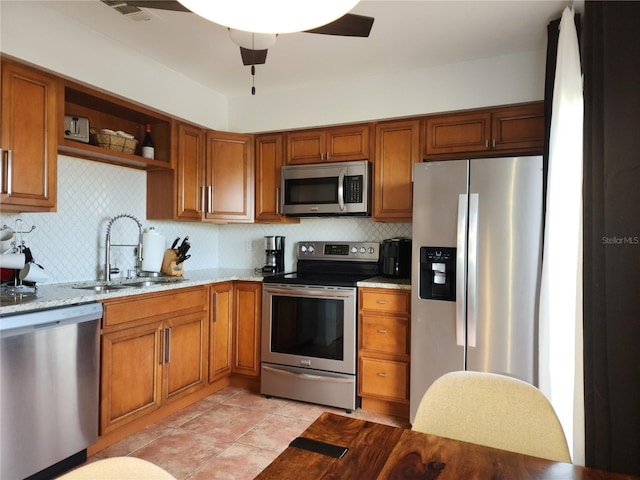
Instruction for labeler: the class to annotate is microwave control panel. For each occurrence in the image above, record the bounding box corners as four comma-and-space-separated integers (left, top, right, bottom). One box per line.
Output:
297, 241, 379, 262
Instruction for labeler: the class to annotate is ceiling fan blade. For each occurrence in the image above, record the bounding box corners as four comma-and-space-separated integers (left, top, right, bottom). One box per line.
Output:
240, 47, 268, 66
125, 1, 191, 12
304, 13, 374, 37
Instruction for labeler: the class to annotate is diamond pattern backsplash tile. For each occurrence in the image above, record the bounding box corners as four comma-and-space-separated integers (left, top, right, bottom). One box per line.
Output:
221, 219, 411, 273
1, 155, 411, 284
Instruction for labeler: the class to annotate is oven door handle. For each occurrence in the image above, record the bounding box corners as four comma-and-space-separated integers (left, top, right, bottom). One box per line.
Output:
264, 287, 355, 299
263, 365, 353, 384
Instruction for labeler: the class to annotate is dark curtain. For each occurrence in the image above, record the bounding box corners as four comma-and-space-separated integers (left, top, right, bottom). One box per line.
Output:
583, 1, 640, 476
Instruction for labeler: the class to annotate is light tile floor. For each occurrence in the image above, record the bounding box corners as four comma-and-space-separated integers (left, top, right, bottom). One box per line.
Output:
88, 386, 410, 479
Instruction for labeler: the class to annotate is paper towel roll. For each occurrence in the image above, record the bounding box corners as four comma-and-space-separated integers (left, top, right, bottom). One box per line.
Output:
0, 253, 26, 269
19, 263, 49, 283
141, 227, 165, 272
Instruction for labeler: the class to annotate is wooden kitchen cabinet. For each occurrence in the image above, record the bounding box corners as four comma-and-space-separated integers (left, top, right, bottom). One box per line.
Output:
99, 287, 208, 434
60, 80, 172, 169
204, 131, 254, 222
373, 118, 422, 222
358, 287, 411, 417
232, 281, 262, 377
254, 133, 299, 223
285, 123, 371, 164
147, 121, 204, 221
209, 282, 233, 382
100, 319, 163, 435
60, 81, 171, 170
424, 102, 544, 159
1, 60, 57, 212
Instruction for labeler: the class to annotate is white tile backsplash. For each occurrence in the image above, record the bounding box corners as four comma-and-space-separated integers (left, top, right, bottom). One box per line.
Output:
1, 155, 410, 284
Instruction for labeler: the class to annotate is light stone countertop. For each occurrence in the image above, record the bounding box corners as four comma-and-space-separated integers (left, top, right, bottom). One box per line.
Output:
357, 276, 411, 290
0, 269, 411, 316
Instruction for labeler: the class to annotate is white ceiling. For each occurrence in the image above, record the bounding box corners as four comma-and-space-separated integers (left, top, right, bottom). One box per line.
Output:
39, 0, 572, 98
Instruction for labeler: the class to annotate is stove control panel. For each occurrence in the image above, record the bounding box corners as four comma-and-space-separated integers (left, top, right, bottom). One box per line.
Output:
297, 241, 379, 261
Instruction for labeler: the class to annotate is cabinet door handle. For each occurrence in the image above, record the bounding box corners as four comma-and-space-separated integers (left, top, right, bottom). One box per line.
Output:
201, 186, 206, 213
207, 186, 213, 213
165, 327, 171, 364
275, 187, 281, 214
485, 139, 489, 149
2, 149, 13, 195
377, 372, 388, 378
377, 328, 388, 334
160, 328, 166, 365
212, 291, 218, 322
492, 138, 496, 148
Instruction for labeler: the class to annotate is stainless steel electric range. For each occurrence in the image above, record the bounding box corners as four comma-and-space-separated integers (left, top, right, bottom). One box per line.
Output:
261, 241, 379, 412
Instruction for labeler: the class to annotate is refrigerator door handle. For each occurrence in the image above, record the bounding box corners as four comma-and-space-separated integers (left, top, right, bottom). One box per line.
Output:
456, 194, 468, 347
467, 193, 479, 347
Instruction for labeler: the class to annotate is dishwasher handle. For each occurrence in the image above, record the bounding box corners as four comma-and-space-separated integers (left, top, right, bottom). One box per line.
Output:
0, 303, 103, 339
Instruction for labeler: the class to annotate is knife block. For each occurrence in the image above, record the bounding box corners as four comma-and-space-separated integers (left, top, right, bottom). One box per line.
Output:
161, 249, 184, 276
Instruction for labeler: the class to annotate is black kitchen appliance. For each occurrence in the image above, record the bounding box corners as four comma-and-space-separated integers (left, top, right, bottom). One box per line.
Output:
262, 235, 285, 274
380, 237, 412, 279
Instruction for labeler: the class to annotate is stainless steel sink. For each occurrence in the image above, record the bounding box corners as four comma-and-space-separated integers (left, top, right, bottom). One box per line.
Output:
123, 277, 185, 288
74, 285, 131, 292
71, 277, 185, 292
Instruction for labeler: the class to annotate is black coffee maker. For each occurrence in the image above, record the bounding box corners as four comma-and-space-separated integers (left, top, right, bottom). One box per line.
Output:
262, 236, 285, 273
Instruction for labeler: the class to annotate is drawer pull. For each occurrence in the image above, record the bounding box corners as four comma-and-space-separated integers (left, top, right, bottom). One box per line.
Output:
376, 299, 387, 304
377, 328, 388, 334
377, 372, 387, 378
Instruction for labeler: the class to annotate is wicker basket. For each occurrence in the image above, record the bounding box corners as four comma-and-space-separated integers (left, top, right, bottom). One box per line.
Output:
95, 133, 138, 155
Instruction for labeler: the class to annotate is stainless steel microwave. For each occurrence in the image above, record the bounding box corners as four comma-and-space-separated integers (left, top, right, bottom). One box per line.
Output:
281, 160, 371, 216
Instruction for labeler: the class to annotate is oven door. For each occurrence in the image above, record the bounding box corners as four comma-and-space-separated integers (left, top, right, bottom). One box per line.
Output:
261, 284, 356, 375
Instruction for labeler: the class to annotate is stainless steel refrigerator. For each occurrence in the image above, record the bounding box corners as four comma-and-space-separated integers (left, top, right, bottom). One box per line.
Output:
410, 156, 543, 423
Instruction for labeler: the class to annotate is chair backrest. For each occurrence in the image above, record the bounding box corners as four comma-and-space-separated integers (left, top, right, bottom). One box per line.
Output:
412, 371, 571, 463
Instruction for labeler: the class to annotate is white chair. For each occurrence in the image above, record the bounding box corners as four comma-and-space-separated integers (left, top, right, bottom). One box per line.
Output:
412, 371, 571, 463
56, 457, 176, 479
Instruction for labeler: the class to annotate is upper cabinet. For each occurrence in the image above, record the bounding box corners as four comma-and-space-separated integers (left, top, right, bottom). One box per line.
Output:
204, 131, 254, 223
373, 118, 422, 223
286, 123, 371, 164
424, 102, 544, 159
254, 133, 299, 224
148, 125, 254, 224
60, 80, 172, 170
147, 121, 205, 221
1, 60, 58, 212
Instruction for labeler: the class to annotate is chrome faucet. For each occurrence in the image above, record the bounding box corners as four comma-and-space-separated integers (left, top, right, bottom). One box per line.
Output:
104, 214, 143, 281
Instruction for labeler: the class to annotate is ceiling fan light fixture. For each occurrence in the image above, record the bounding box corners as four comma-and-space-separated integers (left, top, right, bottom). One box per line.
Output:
229, 29, 277, 50
177, 0, 360, 34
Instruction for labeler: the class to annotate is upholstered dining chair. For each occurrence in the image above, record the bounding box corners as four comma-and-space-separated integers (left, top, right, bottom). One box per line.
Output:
412, 370, 571, 463
56, 457, 176, 479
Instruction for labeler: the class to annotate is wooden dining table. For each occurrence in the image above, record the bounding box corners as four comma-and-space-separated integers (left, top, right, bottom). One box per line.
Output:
256, 412, 638, 480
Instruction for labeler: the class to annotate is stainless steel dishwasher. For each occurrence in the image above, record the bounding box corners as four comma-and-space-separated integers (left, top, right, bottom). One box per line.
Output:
1, 302, 103, 480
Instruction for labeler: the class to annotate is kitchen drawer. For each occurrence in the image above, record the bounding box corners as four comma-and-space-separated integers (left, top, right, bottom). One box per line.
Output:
361, 315, 409, 356
359, 289, 410, 315
102, 286, 207, 328
359, 357, 409, 403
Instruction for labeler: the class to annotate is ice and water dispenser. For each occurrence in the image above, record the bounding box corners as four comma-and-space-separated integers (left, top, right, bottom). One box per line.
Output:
419, 247, 456, 301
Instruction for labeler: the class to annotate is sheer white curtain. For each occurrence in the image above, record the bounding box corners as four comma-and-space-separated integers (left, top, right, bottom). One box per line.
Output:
539, 6, 584, 465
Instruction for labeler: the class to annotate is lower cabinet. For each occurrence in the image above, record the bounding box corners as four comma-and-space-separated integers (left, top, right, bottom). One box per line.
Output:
99, 287, 208, 434
358, 287, 411, 417
232, 281, 262, 377
209, 281, 233, 382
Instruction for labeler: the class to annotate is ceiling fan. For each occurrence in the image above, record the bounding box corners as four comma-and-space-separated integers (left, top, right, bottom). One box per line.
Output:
112, 1, 375, 66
